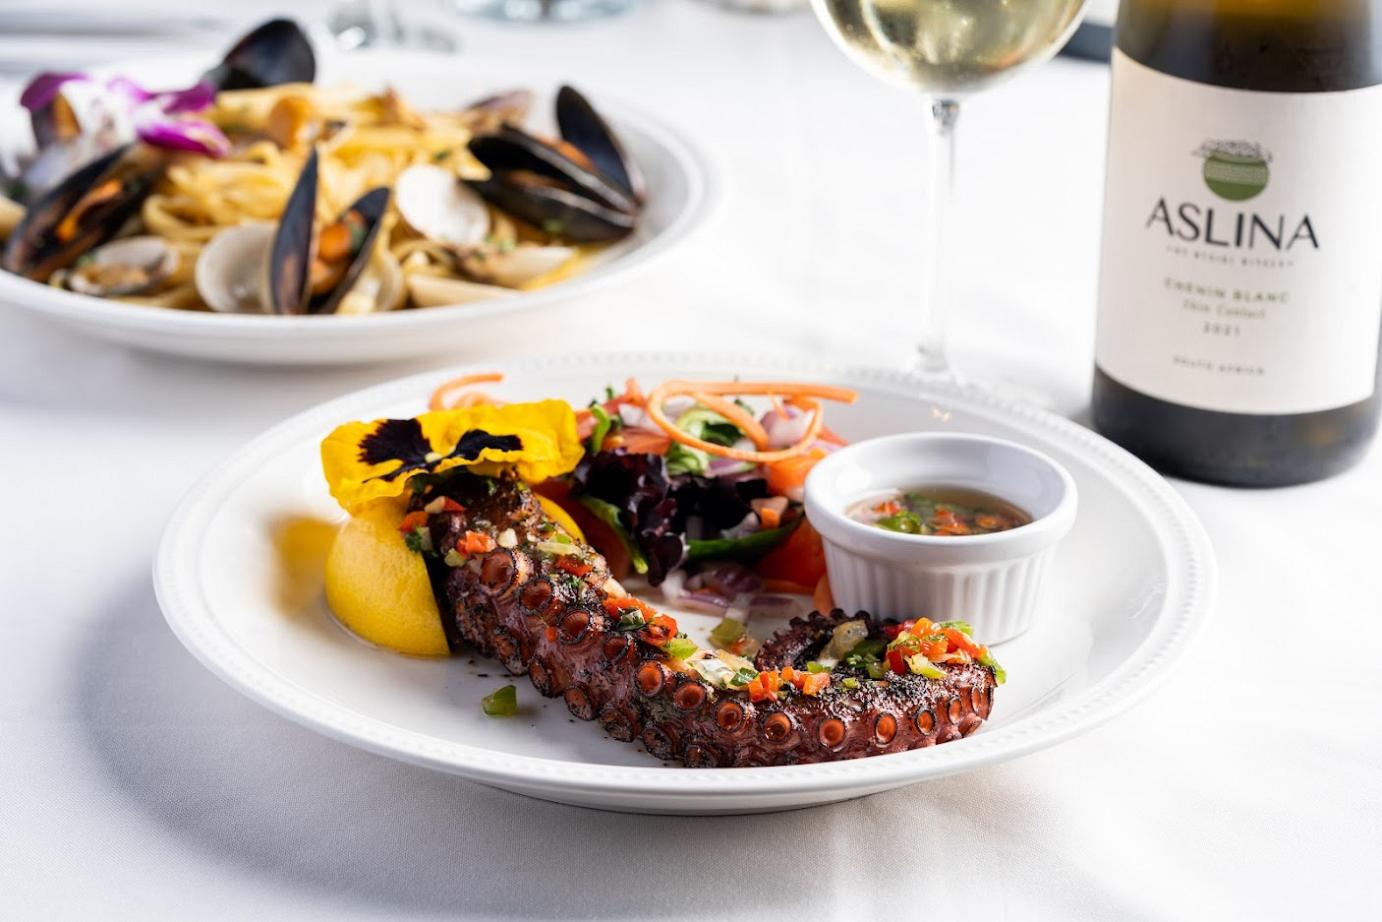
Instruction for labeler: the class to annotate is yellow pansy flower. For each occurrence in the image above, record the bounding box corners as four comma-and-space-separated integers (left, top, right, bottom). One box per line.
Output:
321, 400, 583, 513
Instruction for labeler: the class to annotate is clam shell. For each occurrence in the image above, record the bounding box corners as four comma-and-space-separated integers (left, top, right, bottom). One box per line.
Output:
194, 223, 275, 313
63, 235, 178, 297
466, 244, 575, 288
395, 164, 489, 248
406, 273, 514, 308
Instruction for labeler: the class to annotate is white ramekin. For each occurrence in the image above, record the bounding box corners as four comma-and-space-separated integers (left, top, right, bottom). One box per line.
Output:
804, 432, 1078, 644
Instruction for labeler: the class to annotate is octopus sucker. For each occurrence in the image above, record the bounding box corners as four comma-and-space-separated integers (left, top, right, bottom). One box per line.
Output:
418, 472, 998, 767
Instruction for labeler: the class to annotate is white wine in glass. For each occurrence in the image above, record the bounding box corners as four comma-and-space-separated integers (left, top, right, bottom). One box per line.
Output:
810, 0, 1086, 372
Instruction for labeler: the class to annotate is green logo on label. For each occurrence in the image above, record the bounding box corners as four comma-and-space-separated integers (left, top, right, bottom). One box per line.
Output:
1195, 140, 1271, 202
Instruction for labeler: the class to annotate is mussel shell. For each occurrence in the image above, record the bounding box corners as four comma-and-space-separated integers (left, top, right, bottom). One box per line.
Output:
266, 149, 318, 314
556, 85, 645, 206
1, 143, 165, 283
466, 173, 635, 244
203, 18, 315, 91
309, 186, 391, 315
468, 127, 635, 217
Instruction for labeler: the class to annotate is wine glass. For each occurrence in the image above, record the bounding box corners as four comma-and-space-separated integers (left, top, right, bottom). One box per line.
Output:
327, 0, 458, 51
810, 0, 1087, 375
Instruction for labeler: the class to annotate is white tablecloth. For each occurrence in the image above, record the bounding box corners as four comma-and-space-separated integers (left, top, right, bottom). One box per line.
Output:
2, 3, 1379, 919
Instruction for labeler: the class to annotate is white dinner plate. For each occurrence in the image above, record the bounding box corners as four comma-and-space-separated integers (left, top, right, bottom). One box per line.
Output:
155, 353, 1216, 814
0, 50, 712, 364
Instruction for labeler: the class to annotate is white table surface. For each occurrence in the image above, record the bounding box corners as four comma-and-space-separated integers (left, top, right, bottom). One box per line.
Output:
2, 2, 1379, 919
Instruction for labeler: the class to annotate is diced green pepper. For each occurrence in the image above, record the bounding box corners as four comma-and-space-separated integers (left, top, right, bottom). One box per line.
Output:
586, 404, 615, 455
708, 617, 746, 650
481, 684, 518, 717
664, 636, 698, 661
877, 512, 925, 534
905, 654, 946, 680
978, 650, 1007, 686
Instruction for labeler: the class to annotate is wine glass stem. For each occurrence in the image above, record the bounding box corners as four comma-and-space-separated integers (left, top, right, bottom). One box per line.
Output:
918, 98, 960, 374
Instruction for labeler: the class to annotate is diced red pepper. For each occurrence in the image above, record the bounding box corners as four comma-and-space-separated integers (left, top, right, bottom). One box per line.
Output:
441, 498, 466, 514
944, 628, 984, 657
920, 637, 949, 660
555, 557, 593, 578
886, 648, 908, 675
759, 670, 782, 699
397, 510, 429, 534
883, 619, 915, 640
642, 613, 679, 646
460, 531, 496, 555
602, 596, 658, 621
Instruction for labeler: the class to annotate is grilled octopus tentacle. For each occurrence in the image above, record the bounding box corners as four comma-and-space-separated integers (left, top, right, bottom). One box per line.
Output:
419, 474, 995, 767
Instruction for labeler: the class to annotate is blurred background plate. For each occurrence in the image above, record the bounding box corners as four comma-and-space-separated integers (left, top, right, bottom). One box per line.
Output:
155, 352, 1215, 814
0, 49, 713, 365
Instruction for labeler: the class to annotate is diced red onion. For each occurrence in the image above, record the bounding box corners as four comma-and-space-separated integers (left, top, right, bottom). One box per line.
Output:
721, 511, 759, 540
662, 396, 694, 419
763, 406, 812, 449
708, 455, 756, 478
618, 405, 648, 429
687, 563, 762, 597
680, 592, 732, 614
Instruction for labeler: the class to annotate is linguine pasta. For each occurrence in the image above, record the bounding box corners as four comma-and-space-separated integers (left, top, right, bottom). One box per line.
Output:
127, 82, 572, 312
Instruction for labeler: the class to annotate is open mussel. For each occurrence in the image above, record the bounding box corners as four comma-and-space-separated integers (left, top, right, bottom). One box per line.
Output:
202, 18, 315, 91
195, 149, 398, 315
1, 143, 165, 282
466, 170, 635, 244
555, 85, 645, 206
465, 141, 634, 243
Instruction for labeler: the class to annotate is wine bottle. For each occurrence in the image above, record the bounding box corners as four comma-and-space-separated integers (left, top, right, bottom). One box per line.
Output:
1092, 0, 1382, 486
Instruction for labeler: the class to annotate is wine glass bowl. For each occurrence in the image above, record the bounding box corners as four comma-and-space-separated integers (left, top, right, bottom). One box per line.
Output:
808, 0, 1088, 374
812, 0, 1086, 95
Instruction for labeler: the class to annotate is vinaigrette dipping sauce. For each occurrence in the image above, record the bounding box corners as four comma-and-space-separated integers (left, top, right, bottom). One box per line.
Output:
847, 487, 1031, 537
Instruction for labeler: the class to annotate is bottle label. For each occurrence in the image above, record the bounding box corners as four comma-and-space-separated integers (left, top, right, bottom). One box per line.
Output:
1097, 50, 1382, 415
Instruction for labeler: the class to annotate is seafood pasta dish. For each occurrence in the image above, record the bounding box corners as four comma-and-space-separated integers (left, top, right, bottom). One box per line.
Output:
0, 19, 645, 315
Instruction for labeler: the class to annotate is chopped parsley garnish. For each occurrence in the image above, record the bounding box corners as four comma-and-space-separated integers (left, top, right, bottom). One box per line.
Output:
403, 526, 432, 554
615, 609, 647, 631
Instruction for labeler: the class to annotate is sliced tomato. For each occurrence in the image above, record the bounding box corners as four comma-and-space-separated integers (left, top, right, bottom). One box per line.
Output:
754, 517, 826, 589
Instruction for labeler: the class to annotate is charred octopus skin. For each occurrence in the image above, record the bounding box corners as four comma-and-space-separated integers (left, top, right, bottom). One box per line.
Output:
416, 473, 996, 767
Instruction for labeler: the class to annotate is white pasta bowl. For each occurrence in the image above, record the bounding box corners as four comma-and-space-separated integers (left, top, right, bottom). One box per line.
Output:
805, 432, 1078, 643
0, 50, 714, 365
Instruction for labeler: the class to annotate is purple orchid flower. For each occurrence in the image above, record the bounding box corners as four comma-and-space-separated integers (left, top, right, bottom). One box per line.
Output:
19, 71, 229, 158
